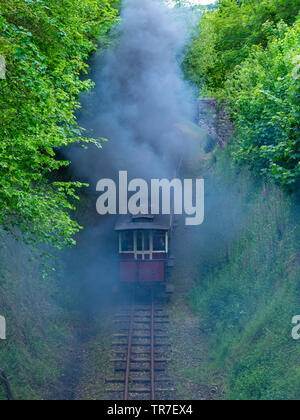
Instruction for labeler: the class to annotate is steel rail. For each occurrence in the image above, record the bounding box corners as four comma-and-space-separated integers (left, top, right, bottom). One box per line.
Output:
124, 292, 135, 400
150, 296, 155, 400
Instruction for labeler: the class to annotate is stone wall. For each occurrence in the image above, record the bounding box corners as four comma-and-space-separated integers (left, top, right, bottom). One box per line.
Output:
198, 98, 234, 150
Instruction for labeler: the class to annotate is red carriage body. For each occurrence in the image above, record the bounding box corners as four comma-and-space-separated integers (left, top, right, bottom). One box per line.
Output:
115, 214, 172, 287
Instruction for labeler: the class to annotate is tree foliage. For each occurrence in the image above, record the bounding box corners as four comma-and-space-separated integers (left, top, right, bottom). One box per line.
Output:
226, 23, 300, 187
183, 0, 300, 92
183, 0, 300, 189
0, 0, 118, 248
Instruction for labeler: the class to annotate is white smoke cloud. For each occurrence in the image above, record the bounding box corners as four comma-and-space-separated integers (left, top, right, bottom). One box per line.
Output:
69, 0, 198, 184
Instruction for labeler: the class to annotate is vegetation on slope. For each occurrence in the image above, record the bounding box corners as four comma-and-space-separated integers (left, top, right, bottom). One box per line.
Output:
192, 153, 300, 400
0, 0, 118, 248
0, 0, 118, 400
226, 23, 300, 188
0, 230, 71, 400
183, 0, 300, 399
184, 0, 300, 188
183, 0, 299, 92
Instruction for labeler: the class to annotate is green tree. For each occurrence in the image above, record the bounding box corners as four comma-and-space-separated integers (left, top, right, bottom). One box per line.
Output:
183, 0, 300, 94
226, 23, 300, 187
0, 0, 118, 248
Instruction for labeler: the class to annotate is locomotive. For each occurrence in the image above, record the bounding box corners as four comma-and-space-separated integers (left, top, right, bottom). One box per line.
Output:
115, 213, 174, 295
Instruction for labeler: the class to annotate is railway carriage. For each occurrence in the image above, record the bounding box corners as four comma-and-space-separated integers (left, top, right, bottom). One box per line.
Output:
115, 214, 174, 294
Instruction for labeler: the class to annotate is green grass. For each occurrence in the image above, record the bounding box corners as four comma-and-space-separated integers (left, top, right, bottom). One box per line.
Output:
0, 232, 71, 400
190, 155, 300, 400
75, 333, 112, 400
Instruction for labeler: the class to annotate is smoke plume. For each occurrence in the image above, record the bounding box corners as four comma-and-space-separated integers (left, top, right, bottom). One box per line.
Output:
69, 0, 196, 183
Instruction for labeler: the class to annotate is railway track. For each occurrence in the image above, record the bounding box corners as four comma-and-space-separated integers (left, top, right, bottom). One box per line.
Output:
106, 294, 173, 400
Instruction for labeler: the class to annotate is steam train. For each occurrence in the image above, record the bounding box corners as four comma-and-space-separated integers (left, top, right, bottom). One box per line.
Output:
115, 213, 174, 295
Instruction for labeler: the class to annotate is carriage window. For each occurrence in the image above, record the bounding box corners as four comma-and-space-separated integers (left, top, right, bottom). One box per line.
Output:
121, 231, 134, 252
153, 231, 166, 252
136, 231, 143, 252
136, 231, 150, 252
144, 232, 150, 251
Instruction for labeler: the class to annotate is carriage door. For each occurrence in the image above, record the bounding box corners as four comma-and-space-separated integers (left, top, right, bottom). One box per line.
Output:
137, 231, 166, 283
119, 231, 138, 283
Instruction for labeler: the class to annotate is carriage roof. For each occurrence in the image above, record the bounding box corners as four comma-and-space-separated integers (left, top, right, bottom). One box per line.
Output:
115, 214, 171, 232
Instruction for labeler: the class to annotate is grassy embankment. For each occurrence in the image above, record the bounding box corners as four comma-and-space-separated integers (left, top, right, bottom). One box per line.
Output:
181, 0, 300, 400
0, 232, 69, 399
0, 0, 119, 400
191, 152, 300, 400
